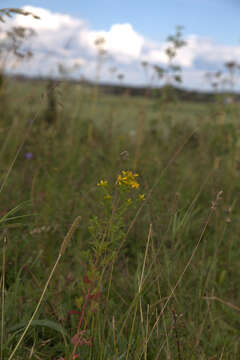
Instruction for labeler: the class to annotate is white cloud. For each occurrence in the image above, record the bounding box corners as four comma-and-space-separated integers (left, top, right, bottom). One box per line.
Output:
103, 24, 144, 61
14, 6, 83, 31
141, 39, 193, 67
1, 5, 240, 89
181, 35, 240, 65
142, 34, 240, 69
10, 6, 144, 62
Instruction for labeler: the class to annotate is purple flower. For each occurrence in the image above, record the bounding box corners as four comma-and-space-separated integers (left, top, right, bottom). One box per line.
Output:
25, 152, 34, 160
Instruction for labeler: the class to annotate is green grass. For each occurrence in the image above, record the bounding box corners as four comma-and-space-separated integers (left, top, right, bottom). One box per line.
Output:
0, 78, 239, 359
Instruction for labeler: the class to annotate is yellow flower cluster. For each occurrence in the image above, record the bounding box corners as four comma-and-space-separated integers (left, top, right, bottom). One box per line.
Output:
117, 170, 140, 189
97, 180, 108, 187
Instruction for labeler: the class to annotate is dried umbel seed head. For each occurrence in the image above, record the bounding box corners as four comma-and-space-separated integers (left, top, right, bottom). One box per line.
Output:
225, 61, 236, 70
94, 36, 106, 47
216, 190, 223, 202
120, 150, 129, 161
117, 74, 124, 81
211, 190, 223, 210
141, 61, 148, 68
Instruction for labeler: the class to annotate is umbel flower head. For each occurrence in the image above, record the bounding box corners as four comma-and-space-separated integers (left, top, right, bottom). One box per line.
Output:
116, 170, 140, 189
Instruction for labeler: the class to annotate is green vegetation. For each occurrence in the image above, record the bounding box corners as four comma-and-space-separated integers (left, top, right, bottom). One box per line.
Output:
0, 77, 240, 359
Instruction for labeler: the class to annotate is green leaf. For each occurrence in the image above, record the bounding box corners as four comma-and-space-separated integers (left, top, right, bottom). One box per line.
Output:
0, 201, 32, 225
8, 319, 69, 340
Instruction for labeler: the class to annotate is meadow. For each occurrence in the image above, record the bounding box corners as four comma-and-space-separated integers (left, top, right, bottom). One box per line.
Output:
0, 77, 239, 359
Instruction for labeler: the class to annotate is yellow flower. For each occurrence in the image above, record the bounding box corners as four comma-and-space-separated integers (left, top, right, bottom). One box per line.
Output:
139, 194, 145, 201
127, 198, 132, 203
116, 170, 140, 189
129, 180, 139, 189
104, 194, 112, 200
75, 296, 83, 308
97, 180, 108, 187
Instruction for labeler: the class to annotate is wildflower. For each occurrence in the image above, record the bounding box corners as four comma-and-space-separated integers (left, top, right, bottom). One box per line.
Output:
97, 180, 108, 187
139, 194, 145, 201
117, 170, 140, 189
127, 198, 132, 204
104, 194, 111, 200
25, 152, 33, 160
129, 180, 139, 189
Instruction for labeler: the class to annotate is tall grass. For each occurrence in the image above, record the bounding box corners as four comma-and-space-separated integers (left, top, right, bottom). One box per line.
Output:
0, 77, 239, 358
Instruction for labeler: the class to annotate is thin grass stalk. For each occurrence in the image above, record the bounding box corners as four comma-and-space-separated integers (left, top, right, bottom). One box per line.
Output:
0, 107, 42, 196
125, 300, 138, 360
102, 261, 114, 344
0, 236, 7, 360
27, 342, 35, 359
72, 287, 91, 357
112, 316, 117, 355
134, 108, 144, 170
172, 308, 182, 360
8, 216, 81, 360
140, 191, 223, 357
88, 316, 94, 360
0, 118, 18, 159
202, 296, 240, 312
151, 240, 171, 359
118, 257, 157, 338
144, 304, 150, 360
125, 224, 152, 360
116, 128, 199, 257
139, 224, 152, 292
219, 346, 226, 360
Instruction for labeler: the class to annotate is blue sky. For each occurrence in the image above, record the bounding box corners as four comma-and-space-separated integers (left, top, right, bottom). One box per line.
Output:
2, 0, 240, 44
1, 1, 240, 89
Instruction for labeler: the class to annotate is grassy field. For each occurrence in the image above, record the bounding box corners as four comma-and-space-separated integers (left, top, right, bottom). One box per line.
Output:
0, 78, 239, 359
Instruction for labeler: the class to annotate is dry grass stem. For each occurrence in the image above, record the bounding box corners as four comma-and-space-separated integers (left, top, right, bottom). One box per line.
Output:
8, 216, 81, 360
0, 236, 7, 360
141, 191, 223, 355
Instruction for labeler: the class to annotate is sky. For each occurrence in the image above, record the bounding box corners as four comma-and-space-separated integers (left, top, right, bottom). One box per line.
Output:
1, 0, 240, 90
